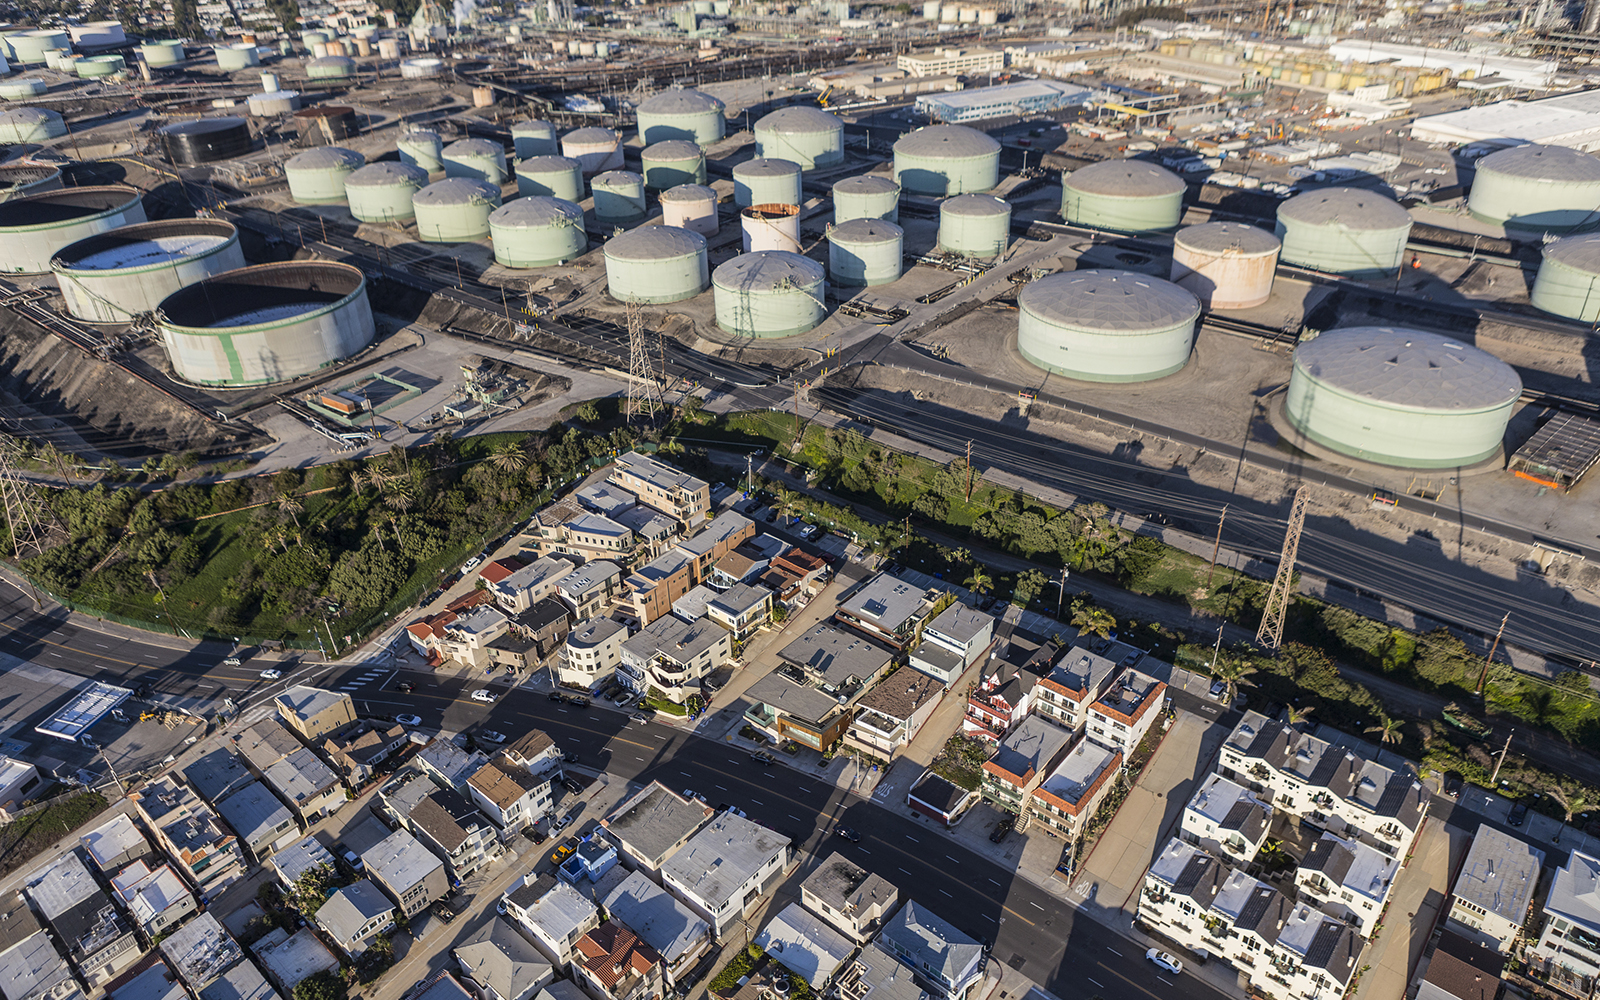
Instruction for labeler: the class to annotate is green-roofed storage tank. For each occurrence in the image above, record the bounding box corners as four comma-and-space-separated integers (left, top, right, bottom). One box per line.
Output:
344, 161, 428, 223
285, 146, 364, 204
516, 155, 584, 201
635, 88, 726, 146
893, 125, 1000, 196
489, 196, 587, 267
1017, 270, 1200, 383
413, 177, 501, 242
641, 140, 706, 192
754, 106, 844, 171
1274, 186, 1412, 280
713, 250, 827, 338
1061, 159, 1186, 233
604, 225, 709, 303
833, 175, 900, 225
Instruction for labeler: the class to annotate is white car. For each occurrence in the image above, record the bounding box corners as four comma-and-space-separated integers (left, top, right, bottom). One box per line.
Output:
396, 714, 422, 727
496, 899, 507, 916
1146, 949, 1182, 975
480, 730, 507, 743
464, 555, 485, 571
471, 689, 496, 703
259, 669, 282, 680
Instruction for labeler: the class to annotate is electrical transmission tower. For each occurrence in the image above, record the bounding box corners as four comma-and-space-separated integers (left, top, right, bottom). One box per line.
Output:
0, 436, 47, 610
625, 300, 664, 423
1255, 484, 1310, 651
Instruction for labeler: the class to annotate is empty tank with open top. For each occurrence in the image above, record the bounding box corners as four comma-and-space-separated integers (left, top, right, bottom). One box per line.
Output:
51, 218, 246, 323
0, 186, 147, 273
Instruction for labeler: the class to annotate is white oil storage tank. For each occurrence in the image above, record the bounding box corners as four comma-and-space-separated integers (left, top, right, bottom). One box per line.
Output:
1017, 269, 1201, 383
413, 177, 501, 242
400, 57, 442, 78
399, 129, 444, 174
0, 164, 62, 201
156, 261, 375, 387
139, 39, 185, 65
10, 30, 69, 63
561, 126, 623, 176
641, 140, 706, 191
511, 119, 558, 158
604, 225, 709, 303
893, 125, 1000, 196
515, 155, 584, 200
635, 87, 726, 146
217, 43, 260, 70
0, 106, 64, 142
1468, 143, 1600, 233
344, 161, 428, 223
1275, 187, 1412, 280
0, 80, 48, 101
1285, 327, 1522, 468
754, 106, 844, 171
1530, 233, 1600, 321
938, 193, 1010, 257
833, 175, 899, 224
1061, 159, 1186, 233
1170, 222, 1280, 309
828, 218, 903, 287
660, 183, 719, 235
713, 250, 827, 338
741, 203, 800, 252
306, 55, 355, 79
732, 157, 802, 208
489, 196, 587, 267
52, 218, 246, 324
0, 186, 146, 273
247, 90, 301, 115
285, 146, 364, 204
442, 137, 508, 184
592, 170, 648, 227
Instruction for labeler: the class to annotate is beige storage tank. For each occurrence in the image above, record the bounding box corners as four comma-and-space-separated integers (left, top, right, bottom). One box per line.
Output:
660, 183, 719, 235
1170, 222, 1280, 310
741, 203, 800, 252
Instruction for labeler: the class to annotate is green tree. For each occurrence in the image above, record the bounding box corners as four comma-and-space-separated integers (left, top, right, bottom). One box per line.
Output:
489, 441, 527, 475
1211, 654, 1258, 706
1365, 715, 1404, 745
1550, 785, 1596, 839
965, 568, 993, 597
1072, 605, 1118, 640
292, 970, 347, 1000
577, 402, 601, 424
1014, 568, 1048, 604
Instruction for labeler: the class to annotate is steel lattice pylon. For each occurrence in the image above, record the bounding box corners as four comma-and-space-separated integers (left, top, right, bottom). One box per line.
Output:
625, 300, 664, 423
1255, 484, 1310, 651
0, 438, 44, 563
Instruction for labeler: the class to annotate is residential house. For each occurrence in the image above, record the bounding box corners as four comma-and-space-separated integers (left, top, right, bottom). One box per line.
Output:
908, 603, 995, 685
502, 874, 600, 969
24, 851, 140, 992
1416, 931, 1505, 1000
844, 669, 943, 762
0, 757, 43, 813
1180, 774, 1273, 864
907, 773, 976, 827
234, 721, 303, 774
980, 715, 1075, 816
315, 881, 396, 957
620, 615, 733, 703
1272, 901, 1366, 1000
468, 756, 554, 838
491, 557, 577, 615
263, 748, 344, 825
159, 913, 242, 990
1293, 833, 1399, 933
557, 562, 624, 620
1529, 849, 1600, 995
271, 836, 336, 892
1218, 710, 1430, 856
876, 902, 983, 1000
182, 749, 257, 808
562, 618, 629, 692
1023, 733, 1121, 840
764, 549, 829, 606
1085, 668, 1166, 754
799, 853, 897, 943
252, 928, 340, 996
454, 920, 555, 1000
1135, 838, 1229, 952
834, 574, 932, 649
409, 788, 500, 880
755, 903, 853, 988
615, 507, 682, 563
661, 812, 791, 939
364, 828, 449, 918
963, 636, 1055, 743
1031, 646, 1123, 735
705, 584, 773, 641
322, 721, 410, 784
131, 775, 245, 894
535, 983, 589, 1000
670, 585, 720, 625
197, 957, 281, 1000
603, 871, 711, 988
628, 514, 756, 624
532, 499, 637, 564
409, 606, 513, 671
775, 623, 896, 707
418, 742, 492, 794
478, 558, 526, 592
573, 923, 663, 1000
215, 783, 300, 861
488, 632, 542, 677
575, 482, 638, 518
1447, 825, 1544, 955
274, 687, 356, 742
503, 731, 562, 775
601, 782, 714, 883
832, 943, 928, 1000
0, 894, 76, 1000
609, 452, 710, 521
111, 962, 182, 1000
110, 861, 197, 937
408, 973, 476, 1000
705, 541, 774, 591
743, 674, 853, 752
80, 814, 150, 874
559, 839, 620, 885
511, 599, 575, 663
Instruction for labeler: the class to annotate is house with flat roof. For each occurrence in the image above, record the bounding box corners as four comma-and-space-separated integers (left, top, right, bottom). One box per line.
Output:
316, 881, 395, 957
215, 782, 300, 861
661, 812, 792, 939
196, 958, 280, 1000
251, 927, 339, 995
573, 922, 663, 1000
322, 721, 409, 784
1031, 645, 1121, 735
490, 557, 577, 615
1528, 850, 1600, 995
602, 782, 715, 881
743, 673, 853, 752
132, 775, 245, 894
418, 742, 492, 793
159, 913, 242, 990
532, 499, 637, 565
877, 902, 983, 1000
409, 789, 500, 880
453, 918, 555, 1000
1293, 832, 1399, 933
1086, 668, 1166, 754
832, 942, 926, 1000
627, 551, 694, 627
271, 836, 336, 892
620, 614, 733, 703
980, 715, 1075, 815
799, 853, 898, 943
234, 721, 303, 774
79, 814, 149, 874
844, 669, 943, 763
609, 452, 710, 521
183, 749, 257, 807
502, 874, 600, 968
0, 894, 75, 1000
1023, 733, 1121, 840
909, 603, 995, 685
834, 574, 932, 649
908, 770, 975, 826
263, 748, 344, 824
603, 870, 712, 987
1446, 824, 1544, 955
705, 584, 773, 641
963, 634, 1056, 743
25, 852, 140, 991
557, 562, 624, 620
468, 756, 553, 838
111, 961, 183, 1000
364, 828, 449, 918
427, 606, 514, 671
575, 482, 637, 518
777, 624, 895, 705
110, 861, 197, 937
274, 687, 355, 742
1180, 773, 1273, 865
562, 617, 628, 692
755, 903, 853, 988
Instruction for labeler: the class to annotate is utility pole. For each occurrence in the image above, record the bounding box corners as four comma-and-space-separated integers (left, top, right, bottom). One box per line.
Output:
793, 381, 803, 444
1490, 728, 1515, 785
1255, 486, 1310, 651
1209, 622, 1225, 670
966, 440, 974, 501
1204, 503, 1229, 591
746, 452, 754, 493
1476, 612, 1511, 695
624, 300, 663, 423
1057, 567, 1070, 617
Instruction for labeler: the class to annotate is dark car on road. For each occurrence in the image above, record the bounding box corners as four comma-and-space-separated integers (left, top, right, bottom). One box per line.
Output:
835, 826, 861, 842
395, 681, 417, 693
989, 816, 1014, 843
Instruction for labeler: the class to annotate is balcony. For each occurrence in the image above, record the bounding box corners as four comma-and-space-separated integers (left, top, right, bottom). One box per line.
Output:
745, 704, 779, 728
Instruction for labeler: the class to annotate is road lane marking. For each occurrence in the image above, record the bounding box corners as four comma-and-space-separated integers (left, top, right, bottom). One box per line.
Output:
859, 848, 870, 854
988, 879, 1001, 885
940, 890, 951, 897
789, 814, 804, 821
94, 643, 107, 648
751, 799, 762, 805
947, 855, 959, 862
906, 836, 917, 842
1086, 980, 1103, 990
900, 868, 912, 874
1093, 963, 1163, 1000
715, 785, 727, 790
1106, 948, 1121, 957
1029, 902, 1043, 910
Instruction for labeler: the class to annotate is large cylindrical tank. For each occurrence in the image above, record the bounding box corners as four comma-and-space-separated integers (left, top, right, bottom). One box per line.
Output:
442, 137, 508, 184
75, 55, 125, 77
713, 251, 828, 338
741, 204, 801, 253
69, 21, 126, 46
0, 106, 63, 142
217, 42, 260, 70
561, 126, 623, 176
641, 140, 706, 192
52, 218, 246, 324
754, 106, 845, 171
345, 161, 428, 223
515, 155, 584, 200
156, 261, 375, 387
660, 183, 719, 235
828, 218, 903, 287
732, 157, 803, 208
833, 175, 900, 225
1171, 222, 1280, 309
938, 193, 1010, 257
399, 129, 444, 174
1468, 144, 1600, 233
247, 90, 301, 116
0, 164, 62, 201
1275, 187, 1412, 279
11, 30, 70, 63
1061, 160, 1186, 233
1017, 270, 1201, 383
400, 57, 442, 78
160, 117, 252, 164
1530, 233, 1600, 320
307, 56, 355, 79
511, 119, 558, 158
893, 125, 1001, 196
285, 146, 364, 204
139, 39, 185, 66
0, 186, 146, 273
413, 177, 501, 242
604, 225, 709, 303
1285, 327, 1521, 468
0, 79, 48, 101
592, 170, 648, 227
636, 88, 726, 146
489, 196, 587, 267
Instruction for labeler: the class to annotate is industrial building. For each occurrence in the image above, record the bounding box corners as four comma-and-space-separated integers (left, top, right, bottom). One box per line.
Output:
915, 80, 1092, 124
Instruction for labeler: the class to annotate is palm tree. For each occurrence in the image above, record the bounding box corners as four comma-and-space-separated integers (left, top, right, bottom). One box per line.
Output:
774, 487, 798, 525
1071, 605, 1117, 640
385, 487, 415, 514
277, 494, 303, 528
1365, 715, 1404, 745
1211, 655, 1258, 706
1550, 786, 1595, 842
965, 568, 993, 597
1285, 704, 1316, 727
490, 441, 527, 474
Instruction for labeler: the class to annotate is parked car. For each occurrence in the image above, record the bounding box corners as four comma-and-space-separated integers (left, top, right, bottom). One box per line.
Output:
471, 690, 496, 703
339, 847, 364, 871
563, 753, 581, 764
989, 816, 1014, 843
549, 691, 566, 703
1208, 679, 1228, 701
835, 825, 861, 842
396, 714, 422, 727
1146, 950, 1182, 975
550, 843, 576, 864
495, 898, 508, 916
480, 730, 507, 744
1509, 801, 1529, 827
553, 813, 572, 831
683, 788, 706, 803
464, 556, 484, 571
562, 778, 583, 794
632, 712, 652, 723
259, 669, 282, 680
750, 751, 777, 766
800, 524, 820, 540
612, 690, 632, 705
568, 697, 590, 709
